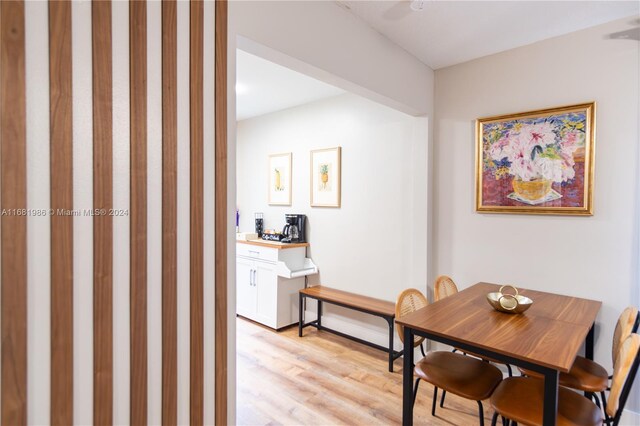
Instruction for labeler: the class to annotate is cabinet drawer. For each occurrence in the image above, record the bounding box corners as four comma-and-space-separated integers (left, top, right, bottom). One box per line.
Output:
236, 243, 278, 263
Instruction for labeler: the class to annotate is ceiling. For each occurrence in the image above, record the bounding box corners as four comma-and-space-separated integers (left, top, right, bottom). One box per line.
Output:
236, 49, 345, 121
340, 1, 640, 69
236, 1, 638, 120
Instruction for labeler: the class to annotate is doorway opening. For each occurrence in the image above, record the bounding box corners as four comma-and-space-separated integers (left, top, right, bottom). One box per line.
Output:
232, 41, 429, 423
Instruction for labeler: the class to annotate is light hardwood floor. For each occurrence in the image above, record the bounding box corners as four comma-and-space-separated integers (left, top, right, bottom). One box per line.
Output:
236, 317, 499, 425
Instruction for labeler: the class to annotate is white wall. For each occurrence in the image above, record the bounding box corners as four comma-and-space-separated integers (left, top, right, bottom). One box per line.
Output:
434, 16, 639, 415
236, 93, 427, 346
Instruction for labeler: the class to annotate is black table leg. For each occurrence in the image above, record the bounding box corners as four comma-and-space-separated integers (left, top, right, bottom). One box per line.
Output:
402, 327, 414, 426
543, 368, 559, 426
317, 300, 323, 330
298, 293, 303, 337
583, 322, 596, 398
586, 322, 595, 360
387, 317, 394, 372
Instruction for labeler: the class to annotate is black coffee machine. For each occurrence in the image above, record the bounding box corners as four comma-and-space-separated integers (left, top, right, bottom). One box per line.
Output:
281, 214, 306, 243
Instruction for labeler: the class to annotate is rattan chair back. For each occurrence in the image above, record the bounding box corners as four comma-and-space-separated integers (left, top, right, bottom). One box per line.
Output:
395, 289, 428, 348
606, 334, 640, 419
434, 275, 458, 302
612, 306, 639, 365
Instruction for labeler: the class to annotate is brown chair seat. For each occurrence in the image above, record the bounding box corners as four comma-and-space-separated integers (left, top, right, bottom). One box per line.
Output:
415, 351, 503, 401
490, 377, 603, 426
519, 356, 609, 393
560, 356, 609, 392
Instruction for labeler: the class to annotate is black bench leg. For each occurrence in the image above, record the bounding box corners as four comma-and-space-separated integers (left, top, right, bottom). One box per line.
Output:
317, 300, 323, 330
386, 317, 394, 372
298, 293, 304, 337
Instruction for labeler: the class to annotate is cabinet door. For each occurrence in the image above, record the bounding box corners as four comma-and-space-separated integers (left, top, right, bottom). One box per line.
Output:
236, 257, 256, 318
254, 260, 278, 328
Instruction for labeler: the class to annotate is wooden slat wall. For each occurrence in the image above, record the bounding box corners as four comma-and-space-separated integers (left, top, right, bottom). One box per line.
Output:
0, 1, 28, 424
130, 0, 148, 424
49, 1, 74, 424
162, 0, 178, 424
0, 1, 228, 422
92, 1, 114, 424
215, 1, 228, 425
190, 1, 204, 424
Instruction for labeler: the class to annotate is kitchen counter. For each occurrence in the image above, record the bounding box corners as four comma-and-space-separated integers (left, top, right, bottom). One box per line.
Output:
237, 239, 309, 250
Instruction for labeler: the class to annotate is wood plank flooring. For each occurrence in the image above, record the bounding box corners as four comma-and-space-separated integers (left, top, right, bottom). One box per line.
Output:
236, 318, 499, 426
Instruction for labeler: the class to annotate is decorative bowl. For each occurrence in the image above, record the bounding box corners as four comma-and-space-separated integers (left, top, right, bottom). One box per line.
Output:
486, 285, 533, 314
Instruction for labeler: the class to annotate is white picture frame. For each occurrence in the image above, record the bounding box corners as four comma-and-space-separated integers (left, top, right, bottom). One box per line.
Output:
310, 147, 341, 208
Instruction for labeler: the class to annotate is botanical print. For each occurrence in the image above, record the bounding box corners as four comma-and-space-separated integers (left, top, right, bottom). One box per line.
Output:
274, 167, 284, 191
476, 103, 595, 215
318, 163, 332, 191
268, 153, 292, 205
311, 147, 341, 207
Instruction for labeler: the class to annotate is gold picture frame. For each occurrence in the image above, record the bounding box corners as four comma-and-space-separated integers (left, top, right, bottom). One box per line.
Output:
310, 147, 341, 207
476, 102, 595, 215
268, 152, 292, 206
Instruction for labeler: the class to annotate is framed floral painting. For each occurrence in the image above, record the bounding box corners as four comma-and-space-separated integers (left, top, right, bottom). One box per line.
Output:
310, 147, 341, 207
268, 153, 292, 205
476, 102, 595, 215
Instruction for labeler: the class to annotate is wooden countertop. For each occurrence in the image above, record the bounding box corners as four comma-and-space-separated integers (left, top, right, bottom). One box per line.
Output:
237, 239, 309, 250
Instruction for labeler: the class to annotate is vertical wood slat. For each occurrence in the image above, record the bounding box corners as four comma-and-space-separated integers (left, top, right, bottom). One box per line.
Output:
162, 0, 178, 424
190, 1, 204, 424
0, 1, 28, 425
130, 0, 148, 424
92, 1, 114, 424
49, 1, 74, 424
214, 1, 228, 425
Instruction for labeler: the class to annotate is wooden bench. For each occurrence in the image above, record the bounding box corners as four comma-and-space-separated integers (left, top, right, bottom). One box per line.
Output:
298, 285, 402, 372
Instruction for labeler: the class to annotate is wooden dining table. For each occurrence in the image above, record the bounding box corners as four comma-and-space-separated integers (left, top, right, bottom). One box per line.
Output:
396, 282, 601, 426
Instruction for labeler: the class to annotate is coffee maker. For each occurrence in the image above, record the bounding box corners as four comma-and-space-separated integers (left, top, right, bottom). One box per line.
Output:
281, 214, 306, 243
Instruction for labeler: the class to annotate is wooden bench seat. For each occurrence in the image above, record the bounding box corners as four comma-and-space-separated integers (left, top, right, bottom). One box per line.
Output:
298, 285, 401, 372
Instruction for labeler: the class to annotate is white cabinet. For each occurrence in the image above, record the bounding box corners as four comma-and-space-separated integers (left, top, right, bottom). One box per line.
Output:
254, 261, 278, 325
236, 241, 317, 330
236, 257, 257, 319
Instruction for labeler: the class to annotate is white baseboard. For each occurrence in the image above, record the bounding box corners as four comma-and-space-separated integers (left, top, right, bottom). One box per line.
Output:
621, 409, 640, 425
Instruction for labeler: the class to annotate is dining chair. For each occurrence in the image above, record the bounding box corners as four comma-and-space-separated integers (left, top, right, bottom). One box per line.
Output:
396, 288, 429, 357
433, 274, 513, 390
434, 275, 459, 302
490, 333, 640, 426
396, 288, 503, 426
519, 306, 639, 409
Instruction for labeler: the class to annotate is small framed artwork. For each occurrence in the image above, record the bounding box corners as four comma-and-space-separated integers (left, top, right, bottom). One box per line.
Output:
310, 147, 341, 207
268, 152, 292, 205
476, 102, 595, 215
